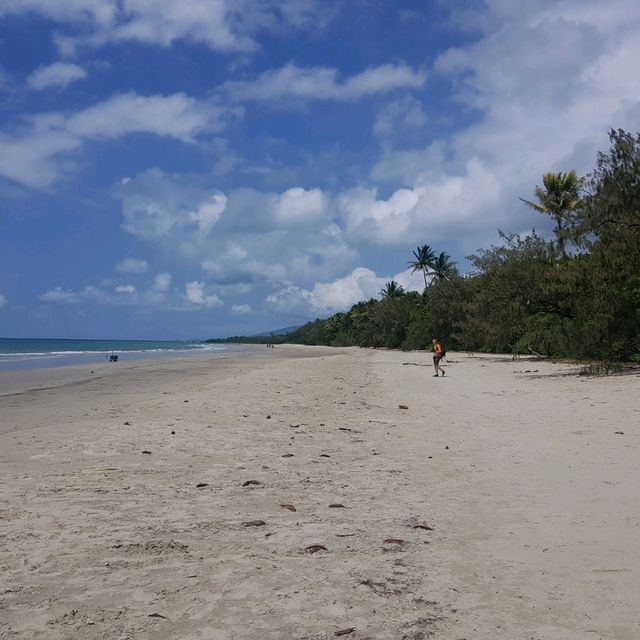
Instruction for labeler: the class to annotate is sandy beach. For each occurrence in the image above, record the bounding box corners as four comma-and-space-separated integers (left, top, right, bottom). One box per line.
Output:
1, 346, 638, 639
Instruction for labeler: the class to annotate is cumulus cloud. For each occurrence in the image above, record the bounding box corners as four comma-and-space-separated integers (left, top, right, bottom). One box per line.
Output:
273, 187, 326, 224
0, 0, 333, 55
115, 258, 148, 273
114, 284, 136, 293
231, 303, 251, 314
185, 281, 224, 308
358, 0, 640, 250
38, 285, 108, 304
116, 169, 354, 287
36, 274, 225, 311
0, 92, 236, 189
340, 158, 501, 245
153, 272, 172, 291
224, 63, 426, 102
27, 62, 87, 90
373, 96, 427, 138
117, 168, 229, 244
117, 171, 330, 242
266, 265, 424, 316
38, 286, 81, 303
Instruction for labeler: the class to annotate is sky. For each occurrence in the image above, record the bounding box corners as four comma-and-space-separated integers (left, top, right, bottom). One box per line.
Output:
0, 0, 639, 339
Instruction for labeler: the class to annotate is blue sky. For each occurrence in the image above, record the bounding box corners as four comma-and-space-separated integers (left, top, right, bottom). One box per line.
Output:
1, 0, 639, 339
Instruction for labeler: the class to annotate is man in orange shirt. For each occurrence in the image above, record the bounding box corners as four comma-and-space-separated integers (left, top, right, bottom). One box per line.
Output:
432, 339, 445, 377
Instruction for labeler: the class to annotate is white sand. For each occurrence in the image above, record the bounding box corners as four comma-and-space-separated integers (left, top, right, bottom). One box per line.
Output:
1, 346, 638, 639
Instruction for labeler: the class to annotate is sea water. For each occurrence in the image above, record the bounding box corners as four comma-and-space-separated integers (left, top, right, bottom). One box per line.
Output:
0, 337, 237, 371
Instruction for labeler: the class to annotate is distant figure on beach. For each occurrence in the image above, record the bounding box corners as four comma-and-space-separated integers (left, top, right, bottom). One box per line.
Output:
432, 339, 445, 377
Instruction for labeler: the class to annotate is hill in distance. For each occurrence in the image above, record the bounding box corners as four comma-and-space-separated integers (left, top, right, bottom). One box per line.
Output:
253, 325, 301, 337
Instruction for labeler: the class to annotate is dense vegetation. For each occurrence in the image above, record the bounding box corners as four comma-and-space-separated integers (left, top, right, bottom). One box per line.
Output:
210, 130, 640, 362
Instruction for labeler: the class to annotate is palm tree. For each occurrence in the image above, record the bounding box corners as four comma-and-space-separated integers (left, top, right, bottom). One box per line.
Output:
408, 244, 436, 290
520, 170, 583, 258
380, 280, 405, 299
430, 252, 457, 281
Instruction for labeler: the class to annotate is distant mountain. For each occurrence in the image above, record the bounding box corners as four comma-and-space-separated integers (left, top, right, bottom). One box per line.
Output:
253, 325, 301, 337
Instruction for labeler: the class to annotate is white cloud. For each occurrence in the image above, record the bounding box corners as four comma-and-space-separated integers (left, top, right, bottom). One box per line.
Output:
231, 303, 251, 314
185, 281, 224, 308
0, 93, 236, 189
266, 265, 424, 316
0, 0, 333, 55
116, 170, 354, 287
65, 92, 227, 140
27, 62, 87, 90
117, 168, 229, 245
153, 272, 172, 291
0, 293, 6, 308
115, 284, 136, 293
36, 275, 215, 311
224, 63, 426, 102
373, 96, 427, 138
190, 193, 228, 234
115, 258, 148, 273
38, 285, 109, 304
274, 187, 326, 224
38, 286, 80, 303
340, 158, 501, 245
359, 0, 640, 250
0, 1, 117, 27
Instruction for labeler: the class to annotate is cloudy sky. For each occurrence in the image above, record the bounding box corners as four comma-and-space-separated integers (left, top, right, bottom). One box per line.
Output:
1, 0, 638, 339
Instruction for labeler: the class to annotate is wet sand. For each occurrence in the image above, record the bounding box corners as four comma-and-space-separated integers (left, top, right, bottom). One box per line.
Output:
1, 346, 638, 639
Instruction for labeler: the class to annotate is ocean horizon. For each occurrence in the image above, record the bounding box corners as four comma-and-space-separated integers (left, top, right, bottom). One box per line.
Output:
0, 337, 237, 371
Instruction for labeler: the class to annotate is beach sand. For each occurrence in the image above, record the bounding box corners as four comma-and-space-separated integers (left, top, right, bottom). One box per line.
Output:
1, 346, 638, 639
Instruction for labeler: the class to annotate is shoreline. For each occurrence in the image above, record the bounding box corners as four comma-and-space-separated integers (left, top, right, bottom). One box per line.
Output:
0, 342, 254, 374
1, 346, 638, 638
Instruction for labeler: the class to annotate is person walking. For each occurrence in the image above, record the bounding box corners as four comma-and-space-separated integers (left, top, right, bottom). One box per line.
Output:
432, 339, 445, 377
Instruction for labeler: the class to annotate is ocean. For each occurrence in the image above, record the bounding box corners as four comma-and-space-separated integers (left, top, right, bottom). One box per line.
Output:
0, 337, 237, 371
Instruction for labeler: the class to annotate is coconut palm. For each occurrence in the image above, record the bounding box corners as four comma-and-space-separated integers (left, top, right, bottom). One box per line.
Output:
430, 252, 457, 281
520, 170, 583, 258
380, 280, 405, 299
408, 244, 437, 290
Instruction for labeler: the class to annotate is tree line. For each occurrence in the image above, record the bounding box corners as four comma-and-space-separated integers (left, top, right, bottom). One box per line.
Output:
210, 130, 640, 362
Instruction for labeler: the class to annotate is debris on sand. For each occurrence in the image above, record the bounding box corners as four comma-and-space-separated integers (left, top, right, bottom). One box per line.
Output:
196, 483, 208, 488
320, 454, 331, 458
280, 504, 297, 512
242, 520, 266, 527
148, 612, 168, 619
305, 544, 328, 554
398, 405, 408, 410
242, 480, 261, 487
124, 421, 131, 425
328, 503, 346, 508
383, 538, 405, 545
282, 453, 295, 458
335, 628, 356, 636
360, 579, 388, 595
142, 450, 152, 455
113, 540, 188, 554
